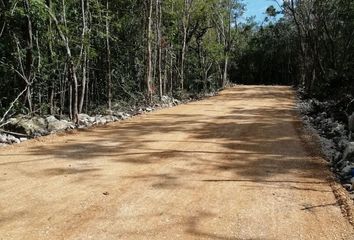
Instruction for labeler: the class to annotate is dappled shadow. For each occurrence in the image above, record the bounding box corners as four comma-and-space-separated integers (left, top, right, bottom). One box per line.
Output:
0, 86, 334, 238
42, 167, 100, 176
1, 86, 328, 182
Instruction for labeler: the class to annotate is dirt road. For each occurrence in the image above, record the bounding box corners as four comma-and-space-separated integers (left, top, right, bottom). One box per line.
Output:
1, 86, 353, 240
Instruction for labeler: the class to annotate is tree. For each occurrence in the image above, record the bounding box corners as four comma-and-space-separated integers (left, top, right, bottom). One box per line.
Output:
0, 0, 247, 123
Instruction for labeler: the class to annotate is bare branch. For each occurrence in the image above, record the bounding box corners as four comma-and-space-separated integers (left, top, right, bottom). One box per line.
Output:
0, 22, 5, 38
0, 86, 28, 126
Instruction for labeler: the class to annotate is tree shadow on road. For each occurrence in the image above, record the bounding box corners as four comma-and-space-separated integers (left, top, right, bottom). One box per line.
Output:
0, 86, 335, 239
0, 86, 329, 183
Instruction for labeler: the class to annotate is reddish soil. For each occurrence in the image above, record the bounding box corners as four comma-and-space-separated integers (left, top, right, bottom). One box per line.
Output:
1, 86, 353, 239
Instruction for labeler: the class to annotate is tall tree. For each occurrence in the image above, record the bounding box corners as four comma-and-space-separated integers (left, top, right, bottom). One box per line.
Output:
146, 0, 154, 102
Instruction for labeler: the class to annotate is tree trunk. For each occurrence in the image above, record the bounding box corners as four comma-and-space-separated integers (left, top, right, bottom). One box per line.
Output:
85, 65, 90, 113
47, 0, 79, 122
46, 0, 55, 115
170, 44, 173, 95
69, 62, 79, 123
222, 55, 229, 87
181, 17, 187, 91
146, 0, 153, 102
106, 0, 112, 112
79, 0, 89, 114
156, 0, 163, 99
69, 79, 72, 120
23, 0, 33, 113
79, 50, 87, 114
164, 48, 168, 95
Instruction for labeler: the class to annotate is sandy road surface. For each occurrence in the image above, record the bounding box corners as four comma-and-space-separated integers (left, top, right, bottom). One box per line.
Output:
1, 86, 354, 240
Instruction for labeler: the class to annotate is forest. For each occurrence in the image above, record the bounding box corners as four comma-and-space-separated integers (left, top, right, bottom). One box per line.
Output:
0, 0, 354, 124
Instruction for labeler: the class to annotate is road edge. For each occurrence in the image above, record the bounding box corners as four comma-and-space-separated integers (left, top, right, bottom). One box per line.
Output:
293, 103, 354, 227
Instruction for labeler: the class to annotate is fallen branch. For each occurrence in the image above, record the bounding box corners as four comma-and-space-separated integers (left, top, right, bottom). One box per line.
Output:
0, 129, 28, 138
0, 87, 28, 127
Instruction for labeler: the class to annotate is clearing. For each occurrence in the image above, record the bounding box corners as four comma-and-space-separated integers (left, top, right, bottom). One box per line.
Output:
0, 86, 353, 240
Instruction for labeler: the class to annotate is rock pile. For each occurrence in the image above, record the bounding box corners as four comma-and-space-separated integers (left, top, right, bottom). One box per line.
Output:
298, 96, 354, 197
0, 113, 126, 144
0, 91, 218, 147
0, 133, 25, 145
0, 94, 187, 146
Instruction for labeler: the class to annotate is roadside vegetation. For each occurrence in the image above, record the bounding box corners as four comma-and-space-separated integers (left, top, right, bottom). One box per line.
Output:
2, 0, 353, 122
0, 0, 243, 124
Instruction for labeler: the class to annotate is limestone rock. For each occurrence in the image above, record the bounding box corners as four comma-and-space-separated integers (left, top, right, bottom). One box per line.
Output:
6, 116, 48, 136
342, 142, 354, 162
47, 116, 74, 133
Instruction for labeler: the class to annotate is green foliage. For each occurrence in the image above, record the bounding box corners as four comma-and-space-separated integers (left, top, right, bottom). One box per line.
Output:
228, 0, 354, 100
2, 0, 352, 119
230, 18, 297, 86
0, 0, 245, 118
